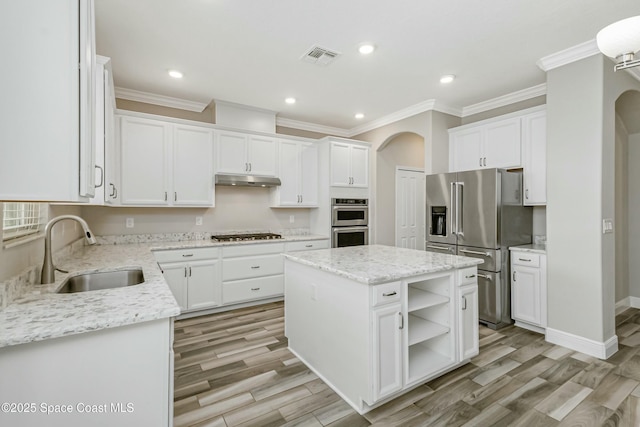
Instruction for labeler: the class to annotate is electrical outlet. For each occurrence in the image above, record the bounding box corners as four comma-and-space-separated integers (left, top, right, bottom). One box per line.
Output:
195, 216, 203, 226
289, 215, 295, 224
125, 218, 134, 228
602, 218, 613, 234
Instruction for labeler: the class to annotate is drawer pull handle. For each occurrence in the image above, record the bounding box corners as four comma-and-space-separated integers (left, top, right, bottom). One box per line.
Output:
465, 274, 476, 279
305, 244, 313, 248
182, 254, 194, 257
518, 258, 532, 262
460, 249, 492, 257
382, 291, 397, 297
251, 287, 260, 291
251, 266, 261, 269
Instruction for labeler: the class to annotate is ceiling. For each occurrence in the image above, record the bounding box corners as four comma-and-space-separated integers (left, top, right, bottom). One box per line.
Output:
94, 0, 640, 133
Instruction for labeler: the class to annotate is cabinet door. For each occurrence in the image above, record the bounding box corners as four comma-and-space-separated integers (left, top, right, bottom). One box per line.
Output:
104, 81, 119, 204
522, 111, 546, 205
187, 259, 221, 310
350, 145, 369, 188
450, 128, 483, 172
511, 265, 541, 325
277, 140, 301, 205
161, 262, 187, 311
330, 142, 352, 186
120, 117, 170, 205
78, 0, 96, 198
0, 0, 94, 202
484, 118, 521, 169
173, 125, 215, 206
248, 135, 277, 176
217, 131, 248, 174
299, 143, 319, 206
458, 284, 479, 361
372, 303, 403, 401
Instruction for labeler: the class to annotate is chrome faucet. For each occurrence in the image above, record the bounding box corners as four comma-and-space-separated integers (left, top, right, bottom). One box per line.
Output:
41, 215, 97, 284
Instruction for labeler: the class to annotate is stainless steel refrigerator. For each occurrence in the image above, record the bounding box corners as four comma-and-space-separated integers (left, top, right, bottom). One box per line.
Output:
425, 168, 532, 329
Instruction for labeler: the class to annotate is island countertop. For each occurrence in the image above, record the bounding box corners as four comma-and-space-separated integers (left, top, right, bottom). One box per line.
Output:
283, 244, 484, 285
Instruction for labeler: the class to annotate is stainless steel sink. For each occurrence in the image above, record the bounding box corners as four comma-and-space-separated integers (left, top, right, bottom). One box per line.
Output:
56, 269, 145, 293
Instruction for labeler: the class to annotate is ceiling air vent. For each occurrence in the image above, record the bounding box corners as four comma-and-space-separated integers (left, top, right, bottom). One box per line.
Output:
301, 45, 341, 66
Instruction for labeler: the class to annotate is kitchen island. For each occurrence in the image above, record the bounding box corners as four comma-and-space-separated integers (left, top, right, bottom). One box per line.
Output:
283, 244, 483, 414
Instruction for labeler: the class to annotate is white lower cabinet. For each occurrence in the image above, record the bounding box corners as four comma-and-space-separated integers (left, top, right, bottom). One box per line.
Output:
458, 284, 479, 360
0, 318, 173, 427
372, 301, 403, 400
222, 243, 285, 305
510, 249, 547, 333
154, 247, 221, 313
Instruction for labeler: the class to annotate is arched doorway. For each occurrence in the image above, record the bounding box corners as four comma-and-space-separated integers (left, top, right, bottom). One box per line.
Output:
615, 90, 640, 308
376, 132, 425, 247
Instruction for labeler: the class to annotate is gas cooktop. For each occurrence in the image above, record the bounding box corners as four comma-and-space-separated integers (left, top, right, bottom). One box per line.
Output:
211, 233, 283, 242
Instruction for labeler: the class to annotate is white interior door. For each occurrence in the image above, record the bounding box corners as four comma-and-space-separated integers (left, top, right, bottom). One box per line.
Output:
395, 168, 425, 249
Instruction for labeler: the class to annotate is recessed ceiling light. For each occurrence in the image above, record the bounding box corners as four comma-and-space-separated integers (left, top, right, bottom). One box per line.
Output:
440, 74, 455, 84
355, 113, 365, 119
285, 97, 296, 104
168, 70, 183, 79
358, 44, 375, 55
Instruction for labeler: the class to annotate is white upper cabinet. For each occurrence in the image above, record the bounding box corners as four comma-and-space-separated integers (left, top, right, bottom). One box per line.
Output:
119, 114, 214, 207
173, 125, 215, 206
216, 130, 277, 176
330, 141, 369, 188
449, 117, 521, 172
521, 110, 547, 205
0, 0, 96, 201
90, 56, 117, 206
271, 140, 318, 207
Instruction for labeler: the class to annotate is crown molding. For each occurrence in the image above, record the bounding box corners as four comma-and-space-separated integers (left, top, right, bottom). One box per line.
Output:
114, 87, 209, 112
461, 83, 547, 117
275, 117, 351, 138
536, 39, 600, 72
347, 99, 463, 137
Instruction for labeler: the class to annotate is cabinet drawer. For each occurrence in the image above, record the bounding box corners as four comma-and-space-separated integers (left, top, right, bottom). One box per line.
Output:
222, 275, 284, 304
153, 247, 219, 263
512, 253, 540, 267
222, 242, 285, 258
286, 240, 330, 252
372, 282, 401, 307
222, 254, 283, 281
458, 267, 478, 285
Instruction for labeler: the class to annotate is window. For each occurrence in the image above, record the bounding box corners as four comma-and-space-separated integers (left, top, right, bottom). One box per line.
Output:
2, 202, 46, 242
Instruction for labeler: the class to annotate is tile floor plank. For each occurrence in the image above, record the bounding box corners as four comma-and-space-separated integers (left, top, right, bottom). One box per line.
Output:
174, 303, 640, 427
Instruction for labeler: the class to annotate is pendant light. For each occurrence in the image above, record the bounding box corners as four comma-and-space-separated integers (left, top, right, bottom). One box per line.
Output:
596, 15, 640, 71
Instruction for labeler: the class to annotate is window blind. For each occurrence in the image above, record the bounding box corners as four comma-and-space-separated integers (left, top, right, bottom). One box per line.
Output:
2, 203, 46, 241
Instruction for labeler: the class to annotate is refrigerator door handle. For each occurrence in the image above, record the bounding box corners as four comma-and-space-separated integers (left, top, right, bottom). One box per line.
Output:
456, 182, 464, 237
450, 182, 457, 236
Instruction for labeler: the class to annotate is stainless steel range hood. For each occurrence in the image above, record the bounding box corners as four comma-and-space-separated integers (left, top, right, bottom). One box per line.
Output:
215, 174, 281, 187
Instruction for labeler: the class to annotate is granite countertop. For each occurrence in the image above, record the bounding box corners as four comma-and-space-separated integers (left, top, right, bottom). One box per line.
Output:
283, 244, 484, 285
0, 234, 328, 348
509, 244, 547, 255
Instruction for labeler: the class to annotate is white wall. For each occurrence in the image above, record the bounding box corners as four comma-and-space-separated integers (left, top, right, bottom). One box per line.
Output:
629, 133, 640, 299
80, 186, 310, 236
546, 53, 640, 354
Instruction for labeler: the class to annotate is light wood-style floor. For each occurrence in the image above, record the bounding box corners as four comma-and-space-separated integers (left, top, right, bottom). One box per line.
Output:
173, 302, 640, 426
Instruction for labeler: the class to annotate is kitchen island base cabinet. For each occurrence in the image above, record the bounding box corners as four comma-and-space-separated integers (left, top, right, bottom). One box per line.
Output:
284, 259, 479, 414
0, 318, 173, 427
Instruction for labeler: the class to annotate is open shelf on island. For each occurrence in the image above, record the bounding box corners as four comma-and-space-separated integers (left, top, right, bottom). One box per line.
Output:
408, 315, 449, 346
408, 287, 449, 312
407, 343, 454, 382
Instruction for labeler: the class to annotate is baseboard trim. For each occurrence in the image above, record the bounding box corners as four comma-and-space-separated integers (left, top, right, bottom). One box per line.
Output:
545, 327, 618, 360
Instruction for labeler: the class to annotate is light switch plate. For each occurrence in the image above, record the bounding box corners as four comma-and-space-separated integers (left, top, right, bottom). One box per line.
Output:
602, 218, 613, 234
125, 218, 134, 228
195, 216, 203, 226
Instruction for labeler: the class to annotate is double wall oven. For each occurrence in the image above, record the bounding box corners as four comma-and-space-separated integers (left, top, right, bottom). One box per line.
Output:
331, 198, 369, 248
